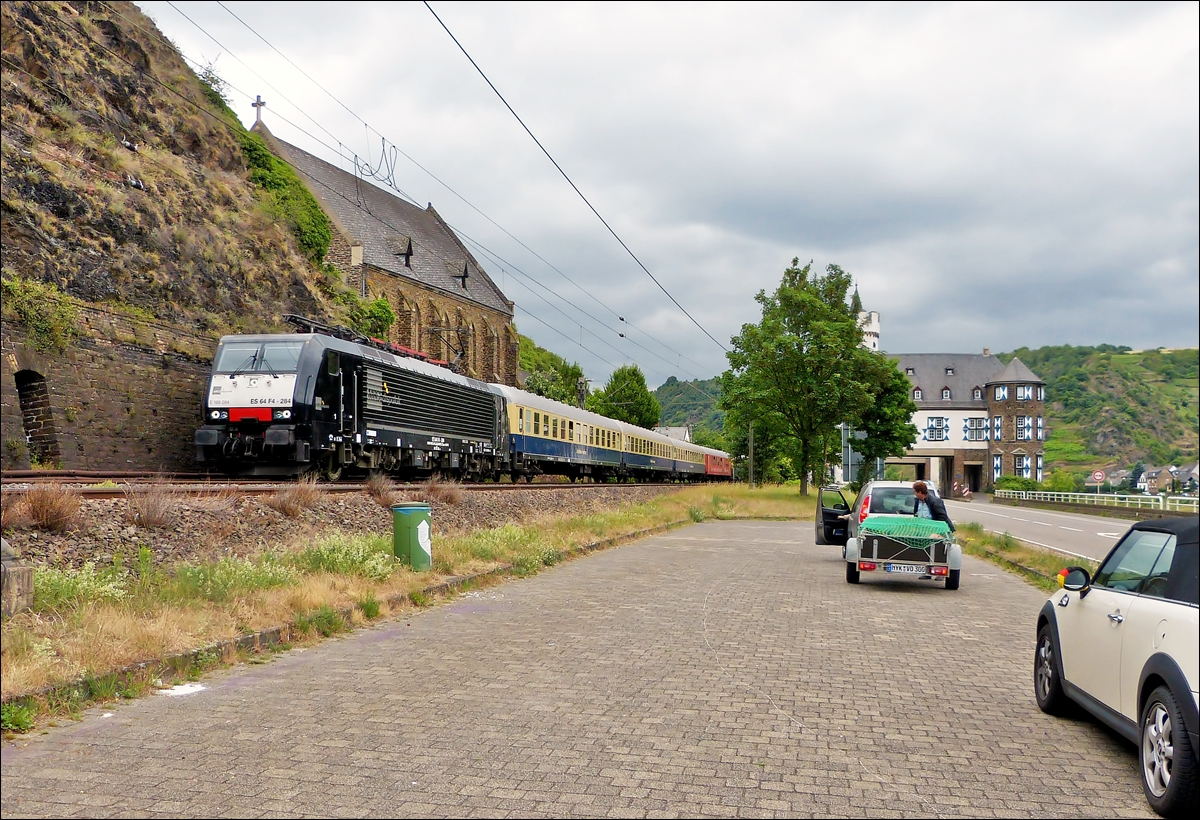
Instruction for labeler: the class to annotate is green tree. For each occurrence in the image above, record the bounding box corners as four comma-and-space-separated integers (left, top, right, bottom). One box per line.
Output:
519, 334, 587, 406
588, 365, 661, 428
853, 361, 919, 480
346, 297, 395, 339
523, 364, 585, 406
720, 260, 877, 495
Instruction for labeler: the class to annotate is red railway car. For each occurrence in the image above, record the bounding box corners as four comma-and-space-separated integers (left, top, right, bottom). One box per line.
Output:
705, 453, 733, 478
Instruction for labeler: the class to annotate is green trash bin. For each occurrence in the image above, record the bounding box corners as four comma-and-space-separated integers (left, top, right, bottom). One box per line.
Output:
392, 502, 432, 571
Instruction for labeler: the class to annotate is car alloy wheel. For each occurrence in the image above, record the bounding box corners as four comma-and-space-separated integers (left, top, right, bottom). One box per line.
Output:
1033, 625, 1068, 715
1142, 699, 1173, 799
1139, 683, 1199, 816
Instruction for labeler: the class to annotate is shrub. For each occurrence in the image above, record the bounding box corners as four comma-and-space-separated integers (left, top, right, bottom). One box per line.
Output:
994, 476, 1040, 492
688, 505, 707, 522
34, 563, 127, 611
264, 476, 324, 518
236, 131, 332, 263
23, 485, 82, 532
291, 533, 396, 581
0, 276, 79, 353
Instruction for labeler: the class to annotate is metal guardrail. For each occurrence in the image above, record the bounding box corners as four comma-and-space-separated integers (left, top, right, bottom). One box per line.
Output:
994, 489, 1199, 513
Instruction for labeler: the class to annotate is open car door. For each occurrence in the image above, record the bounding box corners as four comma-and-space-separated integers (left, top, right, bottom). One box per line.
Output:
815, 486, 851, 546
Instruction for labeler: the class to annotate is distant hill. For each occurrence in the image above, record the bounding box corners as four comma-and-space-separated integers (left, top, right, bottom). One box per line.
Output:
655, 376, 723, 431
1000, 345, 1199, 470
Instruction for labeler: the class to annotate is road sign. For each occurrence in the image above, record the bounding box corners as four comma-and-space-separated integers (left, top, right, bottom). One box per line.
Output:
1091, 470, 1106, 483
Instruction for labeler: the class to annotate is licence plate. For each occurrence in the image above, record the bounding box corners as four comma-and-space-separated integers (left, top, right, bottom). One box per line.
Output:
885, 563, 927, 574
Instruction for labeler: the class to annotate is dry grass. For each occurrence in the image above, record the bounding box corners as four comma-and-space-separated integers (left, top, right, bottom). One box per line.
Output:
21, 485, 82, 532
1, 495, 33, 531
416, 475, 464, 505
123, 478, 179, 529
364, 472, 398, 508
187, 486, 242, 515
263, 476, 325, 518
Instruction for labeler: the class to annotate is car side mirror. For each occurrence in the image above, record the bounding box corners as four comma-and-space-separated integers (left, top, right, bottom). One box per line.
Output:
1059, 567, 1092, 597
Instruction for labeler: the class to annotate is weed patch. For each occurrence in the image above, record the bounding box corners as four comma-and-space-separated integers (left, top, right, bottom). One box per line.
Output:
355, 592, 381, 620
364, 472, 397, 507
170, 555, 298, 603
291, 533, 396, 581
34, 563, 127, 611
296, 604, 344, 637
1, 700, 37, 733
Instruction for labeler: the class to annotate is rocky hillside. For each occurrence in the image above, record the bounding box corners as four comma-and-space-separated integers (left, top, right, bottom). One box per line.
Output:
1, 0, 346, 337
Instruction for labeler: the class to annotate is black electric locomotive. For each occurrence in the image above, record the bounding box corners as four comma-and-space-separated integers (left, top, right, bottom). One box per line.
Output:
194, 317, 507, 480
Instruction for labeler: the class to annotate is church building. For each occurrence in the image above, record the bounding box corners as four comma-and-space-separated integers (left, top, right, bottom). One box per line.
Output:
252, 123, 520, 386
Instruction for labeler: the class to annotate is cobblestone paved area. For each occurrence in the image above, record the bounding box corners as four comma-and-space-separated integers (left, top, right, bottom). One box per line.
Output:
1, 521, 1152, 818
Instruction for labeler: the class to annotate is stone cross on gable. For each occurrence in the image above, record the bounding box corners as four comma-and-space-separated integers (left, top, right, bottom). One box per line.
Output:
252, 95, 266, 124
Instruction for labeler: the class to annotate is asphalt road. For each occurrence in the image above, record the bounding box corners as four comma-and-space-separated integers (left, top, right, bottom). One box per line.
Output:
944, 499, 1133, 562
1, 520, 1153, 818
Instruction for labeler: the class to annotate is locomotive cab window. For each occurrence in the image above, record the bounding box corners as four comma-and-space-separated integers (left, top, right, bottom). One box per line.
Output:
214, 340, 305, 374
325, 349, 339, 376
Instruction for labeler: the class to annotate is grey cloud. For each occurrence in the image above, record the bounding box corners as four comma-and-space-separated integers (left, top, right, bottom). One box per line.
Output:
139, 1, 1198, 386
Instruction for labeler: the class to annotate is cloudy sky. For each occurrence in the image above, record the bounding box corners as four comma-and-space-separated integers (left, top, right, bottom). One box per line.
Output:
137, 1, 1198, 387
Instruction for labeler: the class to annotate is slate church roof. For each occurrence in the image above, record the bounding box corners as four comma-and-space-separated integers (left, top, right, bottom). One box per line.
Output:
255, 124, 513, 317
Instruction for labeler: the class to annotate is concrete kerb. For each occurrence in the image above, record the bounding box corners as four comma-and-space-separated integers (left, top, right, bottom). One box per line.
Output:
0, 518, 692, 709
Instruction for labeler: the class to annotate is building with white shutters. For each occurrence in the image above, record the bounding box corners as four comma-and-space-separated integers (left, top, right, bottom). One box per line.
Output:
889, 351, 1046, 497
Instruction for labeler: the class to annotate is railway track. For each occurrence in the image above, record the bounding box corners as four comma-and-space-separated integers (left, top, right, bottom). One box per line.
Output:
0, 471, 689, 500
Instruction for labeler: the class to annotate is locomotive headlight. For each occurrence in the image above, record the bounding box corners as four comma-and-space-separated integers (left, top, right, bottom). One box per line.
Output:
209, 410, 229, 421
273, 409, 292, 420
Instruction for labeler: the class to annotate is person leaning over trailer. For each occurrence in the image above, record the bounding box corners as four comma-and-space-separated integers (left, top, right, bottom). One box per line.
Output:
913, 481, 955, 531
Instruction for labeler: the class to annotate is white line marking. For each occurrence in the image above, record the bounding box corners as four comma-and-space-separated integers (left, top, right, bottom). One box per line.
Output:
1097, 532, 1121, 538
1061, 527, 1082, 532
1031, 521, 1052, 527
961, 508, 1012, 518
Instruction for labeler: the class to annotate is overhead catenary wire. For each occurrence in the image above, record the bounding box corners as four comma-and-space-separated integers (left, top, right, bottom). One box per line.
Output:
43, 5, 725, 408
422, 1, 728, 353
163, 6, 708, 384
208, 0, 719, 374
